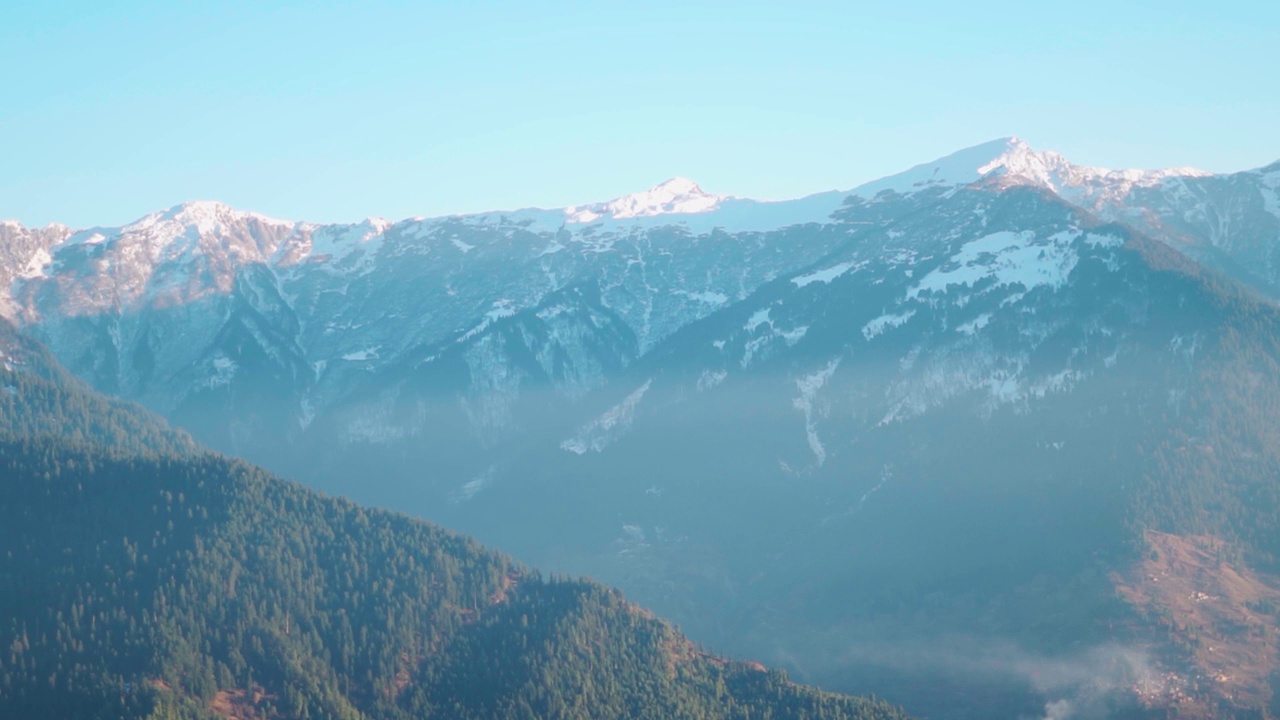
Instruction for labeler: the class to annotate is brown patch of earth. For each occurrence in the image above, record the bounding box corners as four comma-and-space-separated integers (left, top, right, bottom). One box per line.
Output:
209, 687, 274, 720
1114, 530, 1280, 714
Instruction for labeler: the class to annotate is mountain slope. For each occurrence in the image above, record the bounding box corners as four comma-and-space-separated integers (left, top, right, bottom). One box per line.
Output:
442, 184, 1280, 719
0, 324, 908, 720
0, 441, 909, 720
0, 318, 195, 456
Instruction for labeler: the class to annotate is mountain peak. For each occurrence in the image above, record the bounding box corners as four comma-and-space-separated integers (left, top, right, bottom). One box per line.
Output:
124, 201, 293, 235
849, 137, 1210, 204
565, 177, 725, 223
164, 199, 234, 217
651, 176, 703, 194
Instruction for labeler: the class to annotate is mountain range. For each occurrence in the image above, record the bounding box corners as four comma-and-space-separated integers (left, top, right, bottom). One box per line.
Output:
5, 137, 1280, 718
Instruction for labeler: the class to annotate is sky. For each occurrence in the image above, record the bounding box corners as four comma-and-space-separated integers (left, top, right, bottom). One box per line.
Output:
2, 0, 1277, 228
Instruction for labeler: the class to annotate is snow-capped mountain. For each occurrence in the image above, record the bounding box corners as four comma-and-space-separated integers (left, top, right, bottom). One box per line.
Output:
2, 136, 1274, 502
4, 137, 1280, 718
875, 138, 1280, 293
565, 176, 726, 222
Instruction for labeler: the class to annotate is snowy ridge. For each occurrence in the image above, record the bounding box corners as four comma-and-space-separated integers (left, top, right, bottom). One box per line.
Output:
125, 200, 292, 235
3, 137, 1273, 456
847, 137, 1210, 205
2, 135, 1222, 317
566, 177, 726, 222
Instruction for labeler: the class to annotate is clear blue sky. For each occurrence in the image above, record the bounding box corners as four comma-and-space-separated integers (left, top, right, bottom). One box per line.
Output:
2, 0, 1277, 227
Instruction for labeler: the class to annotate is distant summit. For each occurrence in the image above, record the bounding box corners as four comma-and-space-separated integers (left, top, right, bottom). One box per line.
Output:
565, 176, 726, 223
847, 136, 1211, 204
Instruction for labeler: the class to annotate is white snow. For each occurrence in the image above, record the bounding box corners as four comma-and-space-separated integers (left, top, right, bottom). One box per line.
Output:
454, 467, 497, 502
308, 218, 390, 266
561, 379, 652, 454
777, 325, 808, 346
741, 315, 807, 366
72, 232, 108, 246
129, 200, 292, 236
18, 248, 52, 280
342, 347, 380, 361
908, 230, 1081, 301
955, 313, 992, 335
1083, 232, 1125, 249
457, 300, 518, 343
566, 177, 724, 223
792, 261, 863, 288
207, 355, 237, 387
535, 303, 572, 320
485, 300, 517, 321
745, 307, 772, 332
846, 136, 1210, 205
682, 290, 729, 306
451, 180, 845, 236
793, 359, 840, 465
849, 138, 1023, 199
697, 369, 728, 392
298, 396, 316, 430
852, 469, 892, 514
862, 310, 915, 340
1259, 169, 1280, 220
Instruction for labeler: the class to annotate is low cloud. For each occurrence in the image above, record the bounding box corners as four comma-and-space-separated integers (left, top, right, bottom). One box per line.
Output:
773, 635, 1158, 720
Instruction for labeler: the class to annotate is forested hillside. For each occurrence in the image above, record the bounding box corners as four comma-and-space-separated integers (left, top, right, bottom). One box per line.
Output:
0, 321, 909, 720
0, 319, 195, 457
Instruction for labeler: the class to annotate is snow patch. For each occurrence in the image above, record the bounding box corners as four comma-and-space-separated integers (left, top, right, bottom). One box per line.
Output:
792, 261, 863, 288
681, 290, 730, 306
454, 466, 497, 502
793, 359, 840, 465
956, 313, 992, 335
561, 379, 652, 454
908, 230, 1080, 301
1083, 232, 1125, 248
458, 299, 517, 343
863, 311, 916, 340
298, 396, 316, 430
342, 347, 380, 361
853, 468, 892, 514
777, 325, 809, 346
745, 307, 772, 332
1259, 173, 1280, 220
207, 355, 237, 388
308, 218, 389, 269
566, 177, 724, 223
697, 370, 728, 392
18, 248, 53, 280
